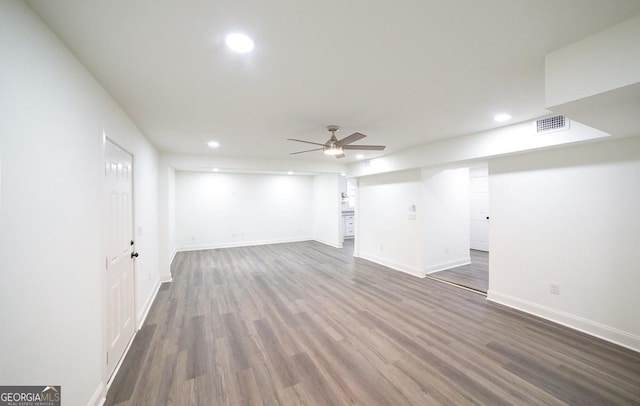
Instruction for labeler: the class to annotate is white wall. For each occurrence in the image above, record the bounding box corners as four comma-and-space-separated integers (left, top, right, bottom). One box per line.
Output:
488, 136, 640, 352
130, 141, 161, 327
168, 166, 176, 261
175, 171, 313, 250
546, 14, 640, 107
357, 168, 471, 277
157, 160, 176, 280
357, 170, 424, 276
0, 2, 161, 405
545, 15, 640, 138
348, 119, 610, 178
312, 174, 342, 248
423, 168, 470, 273
162, 151, 347, 174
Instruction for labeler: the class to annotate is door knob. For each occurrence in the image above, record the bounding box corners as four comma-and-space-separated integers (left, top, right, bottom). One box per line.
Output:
131, 252, 139, 258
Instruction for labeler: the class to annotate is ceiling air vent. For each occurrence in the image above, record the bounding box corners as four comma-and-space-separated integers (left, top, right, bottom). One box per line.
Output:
536, 115, 569, 134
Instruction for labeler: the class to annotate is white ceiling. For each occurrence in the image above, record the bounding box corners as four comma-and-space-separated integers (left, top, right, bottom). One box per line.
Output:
27, 0, 640, 163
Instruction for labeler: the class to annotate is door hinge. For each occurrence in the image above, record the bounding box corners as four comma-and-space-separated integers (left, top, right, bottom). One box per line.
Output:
106, 352, 109, 365
105, 257, 108, 270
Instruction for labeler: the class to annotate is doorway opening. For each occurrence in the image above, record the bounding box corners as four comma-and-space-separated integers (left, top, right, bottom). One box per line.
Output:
426, 250, 488, 293
428, 164, 489, 294
340, 177, 356, 254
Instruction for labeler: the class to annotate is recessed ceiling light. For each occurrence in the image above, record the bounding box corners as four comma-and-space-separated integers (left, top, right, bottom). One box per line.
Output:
287, 171, 293, 175
225, 33, 255, 53
356, 154, 364, 160
212, 168, 219, 172
207, 141, 220, 148
494, 113, 512, 122
340, 173, 347, 177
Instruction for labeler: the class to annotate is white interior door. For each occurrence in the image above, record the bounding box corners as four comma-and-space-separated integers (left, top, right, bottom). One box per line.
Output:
105, 140, 135, 379
470, 167, 490, 251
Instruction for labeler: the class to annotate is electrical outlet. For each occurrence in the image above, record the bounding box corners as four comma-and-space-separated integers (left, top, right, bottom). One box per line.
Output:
550, 283, 560, 295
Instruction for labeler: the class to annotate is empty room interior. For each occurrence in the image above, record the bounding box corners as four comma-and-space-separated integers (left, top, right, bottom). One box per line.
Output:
2, 1, 640, 405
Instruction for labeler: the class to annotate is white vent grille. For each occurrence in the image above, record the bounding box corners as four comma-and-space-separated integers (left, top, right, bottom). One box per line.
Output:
536, 115, 569, 134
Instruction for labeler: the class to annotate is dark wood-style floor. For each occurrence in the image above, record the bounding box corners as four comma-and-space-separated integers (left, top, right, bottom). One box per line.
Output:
429, 250, 489, 293
105, 241, 640, 405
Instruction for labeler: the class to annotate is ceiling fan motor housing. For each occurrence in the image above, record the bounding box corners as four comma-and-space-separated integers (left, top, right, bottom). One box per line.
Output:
287, 124, 385, 157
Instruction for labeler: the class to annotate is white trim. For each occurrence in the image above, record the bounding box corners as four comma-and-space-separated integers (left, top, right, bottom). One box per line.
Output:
313, 238, 343, 249
136, 279, 161, 329
160, 274, 173, 284
176, 236, 313, 252
358, 252, 426, 278
488, 291, 640, 353
161, 254, 174, 282
87, 382, 105, 406
425, 257, 471, 274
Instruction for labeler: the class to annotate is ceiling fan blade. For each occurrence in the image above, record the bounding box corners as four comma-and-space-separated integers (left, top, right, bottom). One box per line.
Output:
289, 148, 324, 155
342, 145, 386, 151
287, 138, 326, 146
338, 132, 366, 145
335, 153, 346, 159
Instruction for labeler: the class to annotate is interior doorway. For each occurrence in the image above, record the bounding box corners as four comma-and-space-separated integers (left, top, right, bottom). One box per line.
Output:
427, 250, 488, 293
104, 139, 136, 379
340, 177, 356, 253
428, 164, 489, 294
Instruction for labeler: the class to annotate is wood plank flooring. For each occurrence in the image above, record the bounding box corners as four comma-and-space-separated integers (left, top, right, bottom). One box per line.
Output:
429, 250, 489, 293
105, 241, 640, 405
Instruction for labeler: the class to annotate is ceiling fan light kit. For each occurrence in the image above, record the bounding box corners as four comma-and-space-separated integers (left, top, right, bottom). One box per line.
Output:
324, 145, 344, 155
288, 125, 385, 158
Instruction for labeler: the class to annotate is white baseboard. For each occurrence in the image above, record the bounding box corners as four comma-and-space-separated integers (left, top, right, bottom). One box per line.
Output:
136, 279, 162, 329
313, 238, 343, 249
488, 291, 640, 353
169, 248, 177, 265
176, 236, 313, 252
87, 382, 105, 406
358, 252, 426, 278
425, 256, 471, 274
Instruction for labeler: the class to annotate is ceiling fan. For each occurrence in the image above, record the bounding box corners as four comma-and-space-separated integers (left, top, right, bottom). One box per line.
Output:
288, 125, 385, 158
